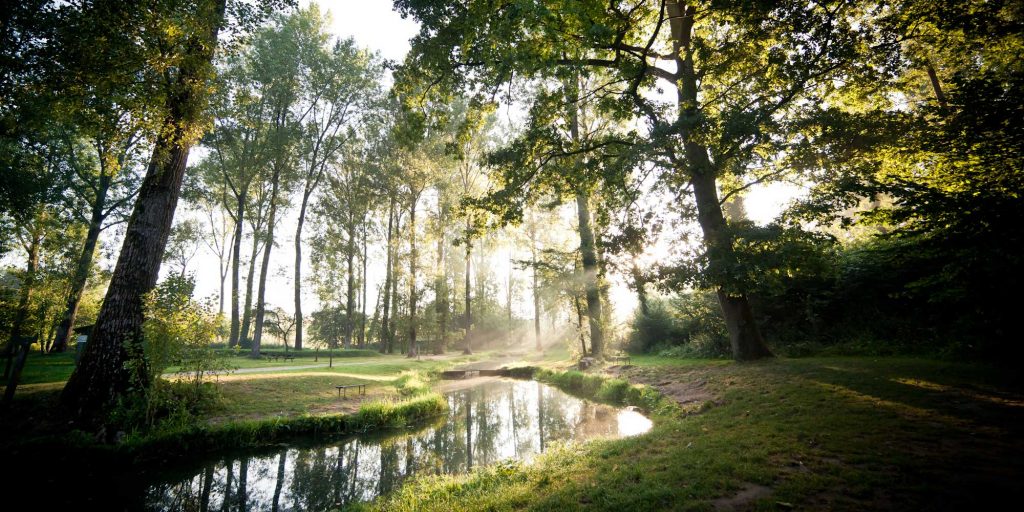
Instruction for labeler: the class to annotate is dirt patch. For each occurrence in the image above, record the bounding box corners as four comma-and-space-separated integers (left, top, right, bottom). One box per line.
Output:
606, 365, 716, 407
712, 483, 773, 511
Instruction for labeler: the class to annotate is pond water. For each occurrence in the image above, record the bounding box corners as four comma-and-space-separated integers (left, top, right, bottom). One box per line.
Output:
144, 378, 651, 511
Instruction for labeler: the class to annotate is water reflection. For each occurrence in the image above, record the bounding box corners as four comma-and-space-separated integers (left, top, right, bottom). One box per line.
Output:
146, 379, 651, 511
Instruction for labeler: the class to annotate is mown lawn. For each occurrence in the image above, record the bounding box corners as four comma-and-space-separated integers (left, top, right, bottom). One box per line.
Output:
361, 356, 1024, 511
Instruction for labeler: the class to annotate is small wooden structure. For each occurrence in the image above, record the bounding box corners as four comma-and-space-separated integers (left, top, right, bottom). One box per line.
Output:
336, 383, 367, 397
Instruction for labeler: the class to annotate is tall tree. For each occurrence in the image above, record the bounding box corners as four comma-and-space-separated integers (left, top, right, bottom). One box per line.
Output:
61, 0, 280, 421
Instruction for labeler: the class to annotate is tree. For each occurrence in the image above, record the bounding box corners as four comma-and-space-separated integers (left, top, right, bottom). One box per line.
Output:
395, 0, 875, 360
61, 0, 281, 423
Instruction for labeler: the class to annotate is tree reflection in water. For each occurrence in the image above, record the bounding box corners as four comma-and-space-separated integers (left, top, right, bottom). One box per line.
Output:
145, 379, 652, 510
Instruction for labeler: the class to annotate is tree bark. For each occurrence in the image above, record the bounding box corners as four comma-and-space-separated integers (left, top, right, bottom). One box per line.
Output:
344, 223, 355, 350
530, 227, 541, 351
52, 174, 110, 353
251, 144, 284, 357
462, 216, 473, 355
407, 196, 418, 358
380, 199, 394, 353
434, 202, 447, 355
360, 220, 368, 348
667, 0, 771, 361
240, 227, 261, 344
60, 0, 228, 421
229, 194, 245, 347
575, 191, 604, 358
293, 190, 312, 351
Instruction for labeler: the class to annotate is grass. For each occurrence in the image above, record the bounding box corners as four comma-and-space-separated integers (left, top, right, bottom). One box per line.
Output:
10, 348, 1020, 510
360, 356, 1024, 511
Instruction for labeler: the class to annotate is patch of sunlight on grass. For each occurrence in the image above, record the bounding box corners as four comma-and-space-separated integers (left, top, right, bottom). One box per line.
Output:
893, 377, 1024, 407
811, 380, 973, 428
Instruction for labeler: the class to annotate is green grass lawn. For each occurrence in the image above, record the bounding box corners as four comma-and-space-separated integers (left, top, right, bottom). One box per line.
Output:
363, 356, 1024, 511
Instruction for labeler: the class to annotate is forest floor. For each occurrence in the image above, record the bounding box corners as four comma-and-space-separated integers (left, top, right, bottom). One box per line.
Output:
365, 355, 1024, 511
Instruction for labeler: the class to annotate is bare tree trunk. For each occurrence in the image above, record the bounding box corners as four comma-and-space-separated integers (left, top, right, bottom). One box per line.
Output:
294, 191, 312, 351
667, 0, 771, 361
252, 149, 284, 358
344, 225, 355, 350
229, 195, 245, 347
575, 191, 604, 358
380, 200, 394, 352
360, 220, 368, 348
462, 217, 473, 354
434, 203, 447, 355
925, 60, 948, 111
240, 231, 260, 345
52, 176, 110, 353
530, 228, 541, 351
506, 248, 513, 347
407, 197, 418, 358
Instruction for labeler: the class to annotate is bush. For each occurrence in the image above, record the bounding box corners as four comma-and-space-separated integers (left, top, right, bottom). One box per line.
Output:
627, 292, 730, 358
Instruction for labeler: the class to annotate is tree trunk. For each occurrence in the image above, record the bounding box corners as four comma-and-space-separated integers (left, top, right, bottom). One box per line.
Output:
380, 200, 394, 353
344, 225, 355, 350
60, 0, 227, 422
229, 194, 245, 347
389, 225, 400, 354
575, 191, 604, 358
668, 0, 771, 361
506, 249, 513, 347
251, 150, 284, 358
407, 197, 418, 358
463, 216, 473, 355
240, 230, 260, 345
294, 190, 313, 351
360, 220, 368, 348
52, 175, 110, 353
925, 60, 948, 111
531, 229, 541, 351
434, 203, 447, 355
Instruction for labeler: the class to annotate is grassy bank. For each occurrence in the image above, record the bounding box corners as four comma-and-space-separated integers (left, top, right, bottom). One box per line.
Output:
361, 356, 1024, 511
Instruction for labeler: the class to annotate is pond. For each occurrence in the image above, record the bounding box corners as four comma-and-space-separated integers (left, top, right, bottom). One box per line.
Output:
144, 378, 652, 511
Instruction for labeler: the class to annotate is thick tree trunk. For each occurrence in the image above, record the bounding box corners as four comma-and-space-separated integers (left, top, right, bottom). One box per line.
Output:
668, 0, 771, 361
60, 0, 227, 421
52, 175, 110, 353
229, 195, 245, 347
407, 198, 418, 358
575, 191, 604, 358
294, 191, 312, 351
380, 200, 394, 353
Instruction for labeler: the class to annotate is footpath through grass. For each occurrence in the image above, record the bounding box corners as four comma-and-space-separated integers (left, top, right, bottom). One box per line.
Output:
361, 356, 1024, 511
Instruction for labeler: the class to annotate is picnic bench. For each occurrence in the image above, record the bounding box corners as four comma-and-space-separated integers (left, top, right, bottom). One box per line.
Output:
259, 351, 296, 362
336, 384, 368, 397
607, 352, 632, 365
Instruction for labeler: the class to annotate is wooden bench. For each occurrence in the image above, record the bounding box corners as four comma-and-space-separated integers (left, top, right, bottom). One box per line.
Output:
259, 352, 296, 362
336, 384, 367, 397
607, 353, 632, 365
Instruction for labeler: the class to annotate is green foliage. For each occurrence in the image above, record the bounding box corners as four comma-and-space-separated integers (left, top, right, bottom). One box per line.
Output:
628, 293, 730, 358
112, 274, 233, 431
